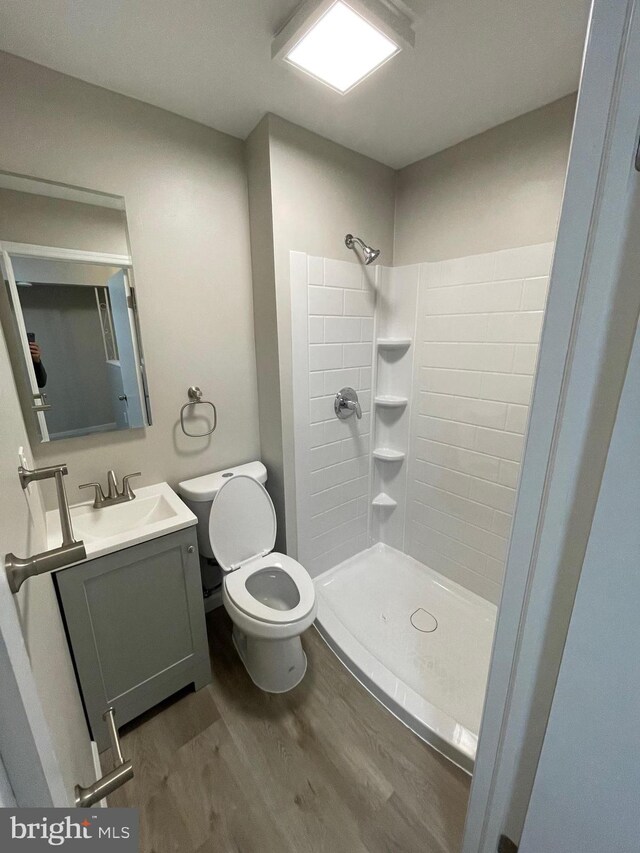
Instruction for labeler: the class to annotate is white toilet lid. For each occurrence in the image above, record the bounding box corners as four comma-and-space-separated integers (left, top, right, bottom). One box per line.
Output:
209, 474, 276, 571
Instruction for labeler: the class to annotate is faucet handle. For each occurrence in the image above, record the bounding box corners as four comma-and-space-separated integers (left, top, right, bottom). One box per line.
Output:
79, 482, 106, 508
121, 472, 141, 500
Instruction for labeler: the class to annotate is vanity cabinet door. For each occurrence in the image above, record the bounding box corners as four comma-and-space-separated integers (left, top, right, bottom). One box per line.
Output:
55, 527, 211, 750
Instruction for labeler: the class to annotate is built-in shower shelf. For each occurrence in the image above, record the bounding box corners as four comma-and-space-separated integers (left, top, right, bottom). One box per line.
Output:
372, 492, 397, 508
376, 337, 412, 350
373, 448, 406, 461
374, 395, 409, 408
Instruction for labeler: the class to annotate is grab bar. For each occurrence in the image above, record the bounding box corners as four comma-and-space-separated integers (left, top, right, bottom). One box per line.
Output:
4, 463, 86, 593
75, 708, 134, 807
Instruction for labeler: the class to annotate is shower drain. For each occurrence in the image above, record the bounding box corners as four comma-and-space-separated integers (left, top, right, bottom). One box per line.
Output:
410, 608, 438, 633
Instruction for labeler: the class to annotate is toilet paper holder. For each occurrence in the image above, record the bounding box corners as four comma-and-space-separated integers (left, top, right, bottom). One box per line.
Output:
180, 386, 217, 437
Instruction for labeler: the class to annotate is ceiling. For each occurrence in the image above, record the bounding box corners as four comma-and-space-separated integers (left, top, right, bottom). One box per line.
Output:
0, 0, 591, 169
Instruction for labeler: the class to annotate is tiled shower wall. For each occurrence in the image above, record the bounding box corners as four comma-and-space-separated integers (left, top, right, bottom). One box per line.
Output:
291, 252, 376, 578
291, 244, 553, 601
405, 243, 553, 603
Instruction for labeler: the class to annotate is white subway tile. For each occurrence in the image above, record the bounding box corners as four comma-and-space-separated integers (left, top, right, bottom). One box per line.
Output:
513, 344, 538, 375
310, 500, 358, 538
343, 342, 373, 367
416, 436, 501, 481
414, 459, 472, 498
522, 276, 549, 310
308, 286, 343, 316
422, 313, 488, 342
469, 478, 516, 514
416, 415, 477, 450
324, 317, 362, 343
361, 318, 374, 341
421, 341, 515, 372
323, 367, 359, 395
510, 311, 544, 343
411, 500, 507, 562
307, 256, 324, 286
358, 389, 372, 413
498, 459, 520, 488
412, 480, 495, 532
324, 258, 363, 289
310, 394, 335, 423
505, 403, 529, 433
426, 279, 524, 315
309, 441, 342, 471
419, 392, 507, 430
344, 289, 375, 317
474, 426, 524, 462
360, 367, 372, 389
309, 344, 342, 371
309, 422, 324, 448
484, 556, 505, 586
481, 372, 533, 405
492, 510, 512, 538
439, 251, 498, 286
420, 368, 484, 398
309, 371, 325, 398
406, 533, 500, 604
342, 436, 367, 461
420, 261, 441, 288
308, 317, 324, 344
495, 243, 553, 280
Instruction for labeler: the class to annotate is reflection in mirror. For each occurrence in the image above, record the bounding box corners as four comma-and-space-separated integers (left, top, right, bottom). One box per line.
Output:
0, 173, 151, 442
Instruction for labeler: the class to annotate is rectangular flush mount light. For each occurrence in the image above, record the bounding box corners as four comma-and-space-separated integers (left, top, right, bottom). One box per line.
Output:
273, 0, 414, 94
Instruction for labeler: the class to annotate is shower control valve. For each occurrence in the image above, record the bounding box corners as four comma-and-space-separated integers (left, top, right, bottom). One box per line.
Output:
334, 387, 362, 420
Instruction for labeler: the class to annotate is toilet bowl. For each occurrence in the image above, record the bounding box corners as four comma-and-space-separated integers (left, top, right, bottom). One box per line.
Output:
178, 463, 317, 692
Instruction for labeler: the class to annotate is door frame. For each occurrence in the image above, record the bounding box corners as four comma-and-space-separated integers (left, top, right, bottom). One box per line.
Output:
0, 557, 68, 806
463, 0, 640, 849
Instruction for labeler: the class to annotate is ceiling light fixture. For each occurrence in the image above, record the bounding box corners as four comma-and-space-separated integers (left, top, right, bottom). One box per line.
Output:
273, 0, 415, 95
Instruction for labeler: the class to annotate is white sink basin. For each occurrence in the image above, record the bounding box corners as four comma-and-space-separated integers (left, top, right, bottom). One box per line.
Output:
46, 481, 197, 563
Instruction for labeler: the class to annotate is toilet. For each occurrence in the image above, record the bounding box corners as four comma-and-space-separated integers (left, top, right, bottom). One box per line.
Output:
178, 461, 317, 692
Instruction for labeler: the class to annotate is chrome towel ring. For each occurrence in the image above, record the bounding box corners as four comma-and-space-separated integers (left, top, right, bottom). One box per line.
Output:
180, 386, 217, 437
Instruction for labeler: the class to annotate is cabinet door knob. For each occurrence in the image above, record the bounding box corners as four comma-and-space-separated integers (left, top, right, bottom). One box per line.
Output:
187, 545, 195, 554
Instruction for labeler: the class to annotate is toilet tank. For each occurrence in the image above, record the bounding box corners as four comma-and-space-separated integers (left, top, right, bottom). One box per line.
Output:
177, 461, 267, 558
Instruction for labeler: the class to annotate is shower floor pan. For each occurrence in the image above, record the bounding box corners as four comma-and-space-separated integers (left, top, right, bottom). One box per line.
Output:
314, 543, 497, 772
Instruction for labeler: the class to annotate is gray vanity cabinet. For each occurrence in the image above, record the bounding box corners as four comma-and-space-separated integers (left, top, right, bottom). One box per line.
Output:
55, 527, 211, 750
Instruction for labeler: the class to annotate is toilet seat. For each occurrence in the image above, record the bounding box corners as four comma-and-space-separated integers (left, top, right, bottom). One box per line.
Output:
224, 552, 316, 625
209, 473, 316, 626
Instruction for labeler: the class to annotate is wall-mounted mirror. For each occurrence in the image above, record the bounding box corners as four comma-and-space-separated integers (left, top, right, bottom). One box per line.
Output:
0, 172, 151, 442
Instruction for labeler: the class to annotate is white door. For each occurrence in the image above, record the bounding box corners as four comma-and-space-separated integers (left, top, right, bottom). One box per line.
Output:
107, 270, 145, 429
464, 0, 640, 848
0, 247, 49, 441
519, 316, 640, 852
0, 559, 66, 806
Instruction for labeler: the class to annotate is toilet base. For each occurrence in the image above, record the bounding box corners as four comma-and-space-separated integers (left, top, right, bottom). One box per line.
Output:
232, 624, 308, 693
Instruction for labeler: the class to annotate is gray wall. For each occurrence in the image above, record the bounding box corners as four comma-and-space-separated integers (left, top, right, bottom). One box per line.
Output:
394, 95, 576, 265
0, 50, 260, 504
245, 114, 396, 551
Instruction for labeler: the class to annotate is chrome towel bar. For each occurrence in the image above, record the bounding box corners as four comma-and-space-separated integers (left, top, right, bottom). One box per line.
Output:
4, 463, 86, 593
75, 708, 134, 807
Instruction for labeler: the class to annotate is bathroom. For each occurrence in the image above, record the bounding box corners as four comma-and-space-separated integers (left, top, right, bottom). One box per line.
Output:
1, 2, 639, 852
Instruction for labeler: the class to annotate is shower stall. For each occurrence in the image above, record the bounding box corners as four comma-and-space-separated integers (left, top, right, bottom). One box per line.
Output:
290, 241, 553, 770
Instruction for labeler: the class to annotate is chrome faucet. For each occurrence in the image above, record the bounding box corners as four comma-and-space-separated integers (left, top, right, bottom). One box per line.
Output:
79, 470, 141, 508
334, 387, 363, 420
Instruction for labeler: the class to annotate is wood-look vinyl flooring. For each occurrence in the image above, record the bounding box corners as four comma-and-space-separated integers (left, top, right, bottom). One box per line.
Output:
104, 607, 470, 852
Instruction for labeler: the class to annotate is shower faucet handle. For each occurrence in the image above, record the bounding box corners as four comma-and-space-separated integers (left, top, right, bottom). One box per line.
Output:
335, 387, 362, 420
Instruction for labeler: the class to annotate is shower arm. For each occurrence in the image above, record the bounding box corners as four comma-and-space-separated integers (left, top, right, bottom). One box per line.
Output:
345, 234, 366, 251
